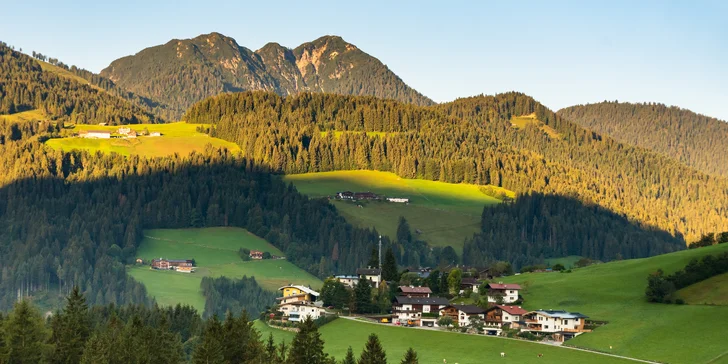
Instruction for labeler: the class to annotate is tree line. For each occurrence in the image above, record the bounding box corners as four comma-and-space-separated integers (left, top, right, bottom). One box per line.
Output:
200, 276, 278, 319
646, 250, 728, 304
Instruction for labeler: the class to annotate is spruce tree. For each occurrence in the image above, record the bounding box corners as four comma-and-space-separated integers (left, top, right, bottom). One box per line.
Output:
401, 348, 418, 364
340, 346, 355, 364
4, 300, 48, 363
367, 247, 379, 268
382, 247, 399, 281
354, 278, 372, 314
358, 334, 387, 364
396, 216, 412, 244
49, 286, 91, 364
286, 317, 328, 364
265, 333, 278, 363
192, 315, 225, 364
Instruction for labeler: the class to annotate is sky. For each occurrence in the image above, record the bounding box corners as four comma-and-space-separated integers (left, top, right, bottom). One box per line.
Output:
2, 0, 727, 120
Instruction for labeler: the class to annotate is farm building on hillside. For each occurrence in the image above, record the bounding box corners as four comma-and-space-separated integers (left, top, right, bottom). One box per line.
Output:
353, 192, 379, 200
277, 285, 320, 305
522, 310, 590, 341
398, 286, 432, 298
336, 191, 354, 200
486, 283, 521, 303
149, 132, 161, 137
151, 258, 193, 271
387, 197, 410, 203
249, 250, 263, 260
118, 127, 131, 135
79, 130, 111, 139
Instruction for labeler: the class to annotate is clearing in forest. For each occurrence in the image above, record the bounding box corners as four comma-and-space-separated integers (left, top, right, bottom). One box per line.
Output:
511, 113, 561, 139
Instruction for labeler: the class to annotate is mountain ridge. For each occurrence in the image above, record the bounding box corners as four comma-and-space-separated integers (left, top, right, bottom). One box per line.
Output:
100, 32, 434, 119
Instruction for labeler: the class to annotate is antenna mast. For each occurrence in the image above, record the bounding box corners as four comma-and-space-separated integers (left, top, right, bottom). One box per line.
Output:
378, 235, 382, 271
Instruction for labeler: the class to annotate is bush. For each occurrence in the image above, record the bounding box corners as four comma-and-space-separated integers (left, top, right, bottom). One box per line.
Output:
517, 331, 543, 341
675, 298, 685, 305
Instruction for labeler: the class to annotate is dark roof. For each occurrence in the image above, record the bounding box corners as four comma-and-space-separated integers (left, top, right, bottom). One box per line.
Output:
394, 296, 449, 305
452, 304, 486, 314
357, 268, 381, 275
461, 278, 479, 286
167, 259, 192, 263
398, 286, 432, 294
487, 283, 521, 290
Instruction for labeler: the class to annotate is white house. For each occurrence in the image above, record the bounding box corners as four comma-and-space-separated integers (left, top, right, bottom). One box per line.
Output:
279, 302, 326, 322
356, 267, 382, 288
387, 197, 410, 203
522, 310, 590, 341
486, 283, 521, 303
80, 130, 111, 139
392, 296, 449, 326
334, 275, 359, 288
149, 132, 161, 137
484, 305, 528, 327
439, 304, 486, 327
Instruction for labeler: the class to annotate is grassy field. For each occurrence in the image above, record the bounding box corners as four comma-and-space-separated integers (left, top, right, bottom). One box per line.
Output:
284, 170, 513, 250
511, 113, 561, 139
501, 243, 728, 364
254, 319, 632, 364
0, 109, 48, 122
545, 256, 583, 269
45, 122, 240, 157
37, 60, 104, 91
128, 228, 321, 312
678, 272, 728, 306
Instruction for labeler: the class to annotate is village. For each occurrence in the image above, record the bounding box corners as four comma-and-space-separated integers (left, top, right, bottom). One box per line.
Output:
140, 249, 274, 273
266, 263, 592, 345
336, 191, 410, 204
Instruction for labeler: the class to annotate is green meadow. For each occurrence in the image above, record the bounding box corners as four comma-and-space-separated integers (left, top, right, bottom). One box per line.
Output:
511, 113, 561, 139
254, 319, 632, 364
678, 271, 728, 306
0, 109, 48, 122
545, 255, 584, 269
501, 243, 728, 364
284, 170, 513, 250
128, 227, 321, 312
45, 122, 240, 157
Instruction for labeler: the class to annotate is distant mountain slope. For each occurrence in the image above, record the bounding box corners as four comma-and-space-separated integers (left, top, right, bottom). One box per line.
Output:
558, 102, 728, 177
100, 33, 434, 119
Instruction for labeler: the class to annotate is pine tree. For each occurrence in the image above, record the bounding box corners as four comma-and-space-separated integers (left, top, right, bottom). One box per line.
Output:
49, 286, 91, 364
358, 334, 387, 364
400, 348, 418, 364
4, 300, 49, 363
192, 315, 225, 364
382, 247, 399, 282
367, 247, 379, 268
340, 346, 355, 364
286, 317, 328, 364
265, 333, 278, 363
396, 216, 412, 244
354, 278, 372, 314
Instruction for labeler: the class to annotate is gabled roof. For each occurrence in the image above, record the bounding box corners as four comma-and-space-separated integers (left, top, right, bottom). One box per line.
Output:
451, 304, 486, 314
394, 296, 449, 305
356, 268, 381, 275
398, 286, 432, 294
496, 305, 528, 315
279, 285, 320, 297
487, 283, 521, 290
529, 310, 589, 319
461, 278, 479, 286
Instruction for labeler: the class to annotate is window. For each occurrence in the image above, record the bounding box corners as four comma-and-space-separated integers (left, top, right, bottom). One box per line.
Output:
545, 325, 549, 329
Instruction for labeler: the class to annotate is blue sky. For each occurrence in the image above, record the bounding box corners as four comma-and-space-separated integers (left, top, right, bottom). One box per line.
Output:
2, 0, 727, 119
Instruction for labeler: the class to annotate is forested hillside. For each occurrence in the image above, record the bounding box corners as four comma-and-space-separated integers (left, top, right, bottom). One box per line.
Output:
559, 101, 728, 178
0, 42, 159, 125
185, 92, 728, 244
100, 33, 433, 119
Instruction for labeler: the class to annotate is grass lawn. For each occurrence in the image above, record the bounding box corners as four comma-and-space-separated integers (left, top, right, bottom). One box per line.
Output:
0, 109, 48, 122
545, 256, 583, 269
678, 271, 728, 305
511, 113, 560, 139
128, 227, 321, 313
45, 122, 240, 157
38, 60, 104, 91
501, 243, 728, 364
255, 319, 632, 364
284, 170, 513, 250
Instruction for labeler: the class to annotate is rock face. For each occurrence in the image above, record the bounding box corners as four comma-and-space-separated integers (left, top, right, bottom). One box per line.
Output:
101, 33, 433, 119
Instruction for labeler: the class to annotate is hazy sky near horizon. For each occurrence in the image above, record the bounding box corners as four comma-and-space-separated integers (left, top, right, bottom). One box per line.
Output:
2, 0, 727, 120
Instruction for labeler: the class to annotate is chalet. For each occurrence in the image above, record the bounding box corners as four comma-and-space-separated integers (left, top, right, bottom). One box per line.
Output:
334, 275, 359, 288
522, 310, 590, 341
336, 191, 354, 200
356, 267, 382, 288
277, 285, 320, 305
386, 197, 410, 203
149, 132, 161, 137
486, 283, 521, 303
250, 250, 263, 260
353, 192, 378, 200
151, 258, 193, 270
278, 302, 326, 322
439, 304, 486, 327
118, 126, 131, 135
484, 305, 528, 327
460, 278, 480, 293
79, 130, 111, 139
177, 266, 195, 273
393, 296, 449, 327
397, 286, 432, 298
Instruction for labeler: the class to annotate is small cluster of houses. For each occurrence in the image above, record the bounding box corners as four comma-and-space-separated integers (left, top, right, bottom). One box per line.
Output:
275, 285, 328, 323
149, 258, 195, 273
335, 191, 410, 204
78, 126, 161, 139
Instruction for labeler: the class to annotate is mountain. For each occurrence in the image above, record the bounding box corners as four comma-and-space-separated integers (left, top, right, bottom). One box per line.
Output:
100, 33, 434, 119
558, 102, 728, 178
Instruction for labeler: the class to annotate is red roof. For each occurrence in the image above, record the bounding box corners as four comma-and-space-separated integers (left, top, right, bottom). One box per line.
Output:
398, 286, 432, 294
487, 283, 521, 290
497, 305, 528, 315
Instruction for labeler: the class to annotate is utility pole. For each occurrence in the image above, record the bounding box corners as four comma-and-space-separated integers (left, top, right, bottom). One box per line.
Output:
378, 235, 382, 271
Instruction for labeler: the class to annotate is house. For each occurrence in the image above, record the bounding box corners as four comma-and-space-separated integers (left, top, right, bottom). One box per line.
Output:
117, 126, 131, 135
277, 285, 320, 305
151, 258, 193, 270
177, 266, 195, 273
387, 197, 410, 203
484, 305, 529, 327
353, 192, 378, 200
522, 310, 590, 341
397, 286, 432, 298
460, 278, 480, 293
439, 304, 486, 327
149, 132, 161, 137
126, 130, 137, 138
278, 302, 327, 322
392, 296, 449, 327
98, 122, 107, 126
79, 130, 111, 139
356, 267, 382, 288
336, 191, 354, 200
250, 250, 263, 260
486, 283, 521, 303
334, 275, 359, 288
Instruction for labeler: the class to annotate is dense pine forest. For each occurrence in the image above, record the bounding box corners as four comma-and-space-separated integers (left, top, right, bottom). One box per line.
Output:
559, 101, 728, 178
0, 43, 159, 125
184, 91, 728, 242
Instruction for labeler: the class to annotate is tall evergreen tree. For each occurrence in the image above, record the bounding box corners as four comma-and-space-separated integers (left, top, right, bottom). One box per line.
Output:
192, 315, 225, 364
340, 346, 355, 364
4, 300, 48, 363
354, 278, 373, 314
49, 286, 91, 364
401, 348, 419, 364
265, 333, 278, 363
396, 216, 412, 244
367, 247, 379, 268
286, 317, 328, 364
382, 247, 399, 282
358, 334, 387, 364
